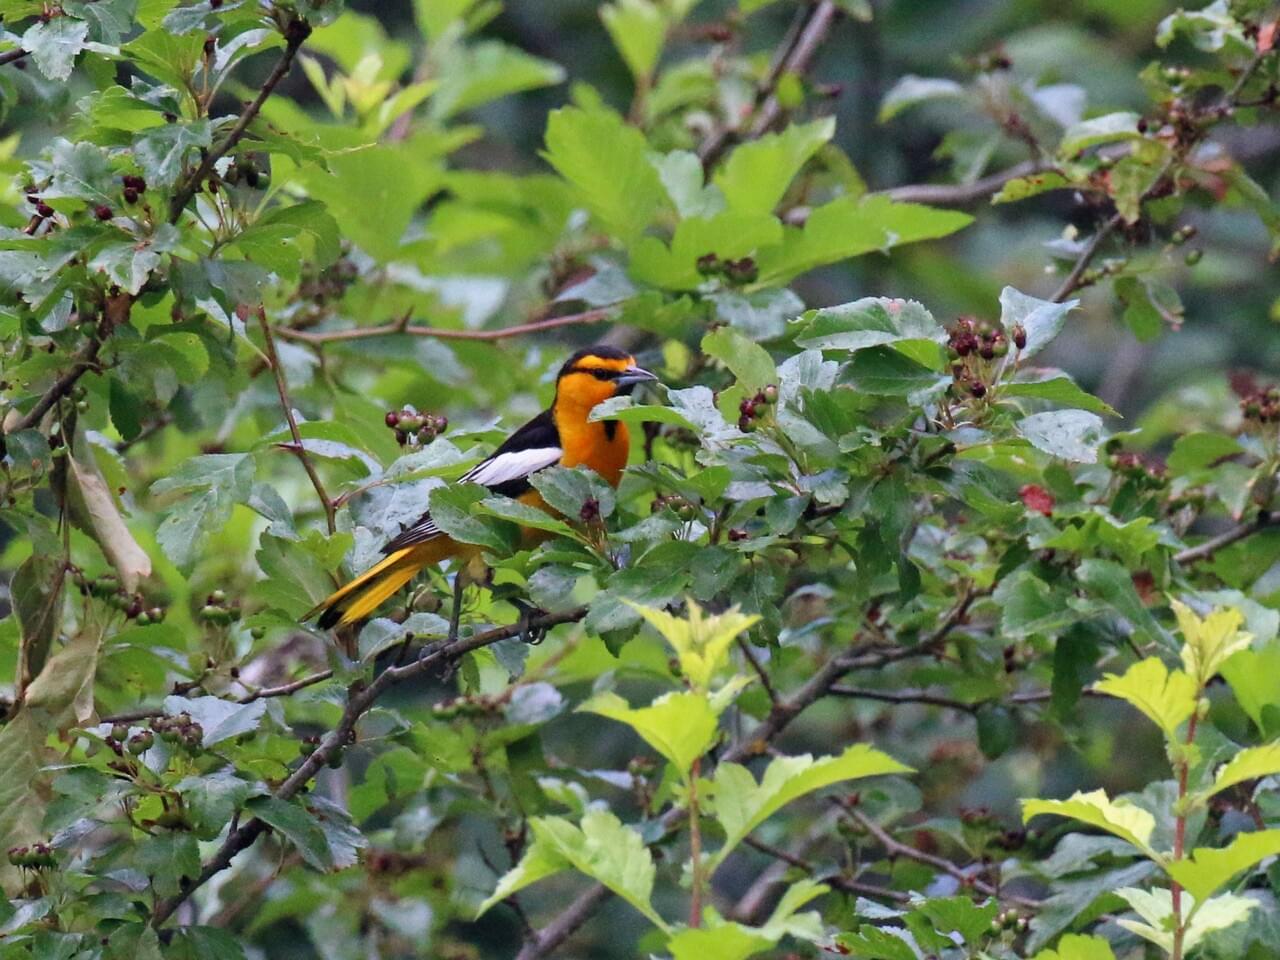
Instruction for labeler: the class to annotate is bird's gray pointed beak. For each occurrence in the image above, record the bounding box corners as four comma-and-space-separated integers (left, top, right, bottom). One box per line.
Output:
614, 365, 659, 390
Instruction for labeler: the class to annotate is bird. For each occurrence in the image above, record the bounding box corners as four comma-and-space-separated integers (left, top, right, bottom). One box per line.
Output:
308, 345, 658, 630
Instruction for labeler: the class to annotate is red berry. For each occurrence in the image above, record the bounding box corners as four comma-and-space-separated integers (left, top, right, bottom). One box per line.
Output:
35, 202, 53, 218
385, 411, 399, 428
94, 205, 113, 221
123, 187, 139, 204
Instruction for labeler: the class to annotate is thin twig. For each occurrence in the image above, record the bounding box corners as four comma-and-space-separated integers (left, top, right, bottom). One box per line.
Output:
699, 0, 842, 168
273, 306, 615, 346
1174, 511, 1278, 564
736, 636, 779, 705
6, 337, 102, 434
149, 607, 586, 927
848, 808, 1041, 910
1050, 212, 1122, 304
257, 306, 337, 534
0, 48, 29, 67
740, 834, 911, 905
102, 669, 335, 724
167, 18, 311, 223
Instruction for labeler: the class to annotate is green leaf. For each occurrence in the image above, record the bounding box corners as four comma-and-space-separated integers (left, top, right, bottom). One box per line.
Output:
1032, 934, 1117, 960
843, 345, 949, 402
1167, 432, 1243, 476
878, 75, 966, 121
1059, 112, 1143, 156
627, 598, 759, 691
757, 195, 972, 284
708, 745, 911, 870
1093, 657, 1196, 738
479, 809, 667, 930
999, 287, 1077, 360
134, 120, 212, 188
995, 572, 1078, 638
149, 453, 255, 569
916, 896, 1000, 944
666, 924, 773, 960
477, 494, 577, 538
1016, 410, 1105, 462
1022, 789, 1159, 859
1172, 599, 1252, 687
601, 0, 666, 84
22, 17, 88, 81
247, 796, 334, 871
1220, 643, 1280, 735
427, 483, 518, 554
1166, 830, 1280, 902
1002, 375, 1117, 417
1076, 558, 1166, 648
529, 465, 616, 521
993, 171, 1073, 204
543, 105, 665, 241
431, 40, 565, 120
163, 695, 268, 747
589, 395, 698, 431
713, 118, 834, 216
795, 296, 944, 352
1203, 742, 1280, 799
579, 689, 718, 776
702, 326, 776, 391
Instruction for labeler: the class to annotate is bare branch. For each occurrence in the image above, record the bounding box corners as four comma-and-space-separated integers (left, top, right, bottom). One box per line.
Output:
0, 48, 29, 67
273, 305, 616, 347
5, 337, 103, 434
881, 159, 1051, 207
168, 18, 311, 224
102, 669, 335, 725
1050, 212, 1123, 304
699, 0, 842, 168
256, 306, 337, 534
513, 885, 614, 960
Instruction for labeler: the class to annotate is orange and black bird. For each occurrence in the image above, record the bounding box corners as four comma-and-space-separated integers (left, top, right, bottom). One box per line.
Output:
309, 345, 658, 630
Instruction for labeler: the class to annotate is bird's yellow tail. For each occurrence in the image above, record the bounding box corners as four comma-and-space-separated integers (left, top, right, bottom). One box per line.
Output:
310, 547, 427, 630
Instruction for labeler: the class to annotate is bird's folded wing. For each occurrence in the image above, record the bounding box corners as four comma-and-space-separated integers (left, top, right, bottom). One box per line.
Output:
380, 442, 563, 554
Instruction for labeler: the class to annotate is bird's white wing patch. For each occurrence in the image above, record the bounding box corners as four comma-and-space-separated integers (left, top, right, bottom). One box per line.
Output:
462, 446, 563, 489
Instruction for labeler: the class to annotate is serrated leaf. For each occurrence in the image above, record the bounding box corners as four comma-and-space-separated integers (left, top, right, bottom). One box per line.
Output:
133, 120, 212, 188
709, 745, 911, 870
1172, 599, 1253, 687
579, 689, 717, 777
427, 483, 518, 554
1204, 742, 1280, 799
1094, 657, 1196, 737
627, 598, 758, 691
1001, 375, 1117, 417
529, 465, 616, 521
1032, 934, 1117, 960
796, 296, 944, 352
1166, 830, 1280, 902
163, 695, 268, 746
22, 17, 88, 81
702, 326, 776, 391
543, 105, 665, 241
246, 796, 334, 871
1059, 112, 1143, 156
713, 118, 834, 216
1022, 789, 1158, 859
601, 0, 666, 83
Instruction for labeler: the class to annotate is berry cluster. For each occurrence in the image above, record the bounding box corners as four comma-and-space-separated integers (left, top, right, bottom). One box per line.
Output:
432, 694, 502, 719
651, 493, 697, 520
151, 712, 205, 751
737, 384, 778, 431
696, 252, 758, 285
1108, 449, 1167, 487
578, 496, 601, 524
386, 408, 448, 446
946, 317, 1021, 399
1239, 384, 1280, 424
73, 569, 165, 623
122, 173, 147, 205
7, 843, 54, 870
224, 156, 264, 189
199, 589, 241, 625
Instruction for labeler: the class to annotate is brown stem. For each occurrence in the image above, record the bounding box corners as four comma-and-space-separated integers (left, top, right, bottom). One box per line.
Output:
1174, 511, 1277, 564
1051, 212, 1123, 303
736, 636, 779, 705
1171, 711, 1200, 960
688, 756, 703, 927
0, 48, 29, 67
5, 337, 103, 434
273, 305, 615, 346
149, 606, 586, 927
167, 19, 311, 224
882, 159, 1052, 207
256, 306, 337, 534
101, 669, 335, 725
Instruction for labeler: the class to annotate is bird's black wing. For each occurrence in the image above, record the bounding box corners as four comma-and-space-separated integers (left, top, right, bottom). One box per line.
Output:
380, 409, 562, 554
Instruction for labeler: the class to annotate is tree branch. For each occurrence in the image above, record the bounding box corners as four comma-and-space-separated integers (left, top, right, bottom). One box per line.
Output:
149, 607, 586, 927
881, 159, 1051, 206
257, 306, 337, 534
847, 808, 1041, 910
0, 48, 29, 67
1174, 510, 1278, 564
5, 337, 102, 434
167, 18, 311, 224
699, 0, 842, 169
102, 668, 335, 725
272, 306, 616, 347
1050, 211, 1123, 304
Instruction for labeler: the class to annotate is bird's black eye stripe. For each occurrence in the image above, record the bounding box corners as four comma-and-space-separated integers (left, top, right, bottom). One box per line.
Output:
564, 365, 619, 381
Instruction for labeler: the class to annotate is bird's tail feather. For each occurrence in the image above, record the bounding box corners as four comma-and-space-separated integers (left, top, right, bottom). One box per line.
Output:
310, 547, 426, 630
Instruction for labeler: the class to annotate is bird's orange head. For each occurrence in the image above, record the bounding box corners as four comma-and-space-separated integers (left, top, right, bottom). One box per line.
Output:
554, 345, 657, 418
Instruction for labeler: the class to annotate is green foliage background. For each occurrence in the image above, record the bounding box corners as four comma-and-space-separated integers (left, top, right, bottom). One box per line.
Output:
1, 0, 1280, 958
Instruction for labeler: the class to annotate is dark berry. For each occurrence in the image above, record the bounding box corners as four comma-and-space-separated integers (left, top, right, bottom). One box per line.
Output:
385, 411, 399, 428
94, 205, 112, 221
35, 202, 53, 218
123, 187, 139, 204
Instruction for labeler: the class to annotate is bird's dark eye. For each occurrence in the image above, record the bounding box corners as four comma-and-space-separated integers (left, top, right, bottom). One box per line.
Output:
565, 365, 618, 381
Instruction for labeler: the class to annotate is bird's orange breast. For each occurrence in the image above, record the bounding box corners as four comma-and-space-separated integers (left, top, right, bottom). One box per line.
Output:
557, 419, 630, 487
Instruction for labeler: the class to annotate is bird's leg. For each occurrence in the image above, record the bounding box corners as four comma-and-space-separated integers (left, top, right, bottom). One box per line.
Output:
447, 572, 466, 642
511, 597, 549, 645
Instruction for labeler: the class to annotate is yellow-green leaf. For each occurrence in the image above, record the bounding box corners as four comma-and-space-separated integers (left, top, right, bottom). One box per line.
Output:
627, 598, 759, 692
579, 690, 718, 777
1165, 829, 1280, 902
1203, 742, 1280, 799
1172, 600, 1253, 687
1093, 657, 1197, 738
1022, 789, 1159, 860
